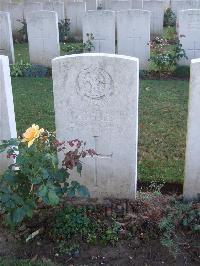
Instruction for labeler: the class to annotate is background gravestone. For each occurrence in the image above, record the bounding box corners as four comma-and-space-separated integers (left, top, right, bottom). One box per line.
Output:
143, 0, 164, 35
23, 2, 43, 20
110, 0, 132, 11
184, 58, 200, 201
27, 10, 60, 67
0, 12, 15, 64
117, 9, 150, 69
0, 55, 17, 174
171, 0, 200, 16
82, 10, 115, 53
179, 9, 200, 65
85, 0, 98, 10
2, 2, 24, 38
43, 1, 65, 21
52, 53, 139, 199
66, 2, 86, 40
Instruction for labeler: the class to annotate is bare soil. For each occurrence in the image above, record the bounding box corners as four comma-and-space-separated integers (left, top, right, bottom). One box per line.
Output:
0, 193, 199, 266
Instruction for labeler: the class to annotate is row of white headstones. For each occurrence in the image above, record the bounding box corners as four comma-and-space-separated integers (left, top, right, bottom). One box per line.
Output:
0, 0, 165, 37
2, 7, 200, 70
0, 53, 199, 202
3, 0, 200, 37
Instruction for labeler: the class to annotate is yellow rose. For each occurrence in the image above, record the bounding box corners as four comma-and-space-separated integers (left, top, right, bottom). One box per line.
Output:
21, 124, 44, 147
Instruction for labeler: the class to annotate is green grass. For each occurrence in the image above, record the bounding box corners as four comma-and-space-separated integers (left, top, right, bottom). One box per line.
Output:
14, 42, 83, 63
139, 80, 188, 183
12, 78, 54, 132
11, 77, 189, 184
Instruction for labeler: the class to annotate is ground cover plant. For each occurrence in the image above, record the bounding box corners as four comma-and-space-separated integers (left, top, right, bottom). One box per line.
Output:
0, 193, 199, 265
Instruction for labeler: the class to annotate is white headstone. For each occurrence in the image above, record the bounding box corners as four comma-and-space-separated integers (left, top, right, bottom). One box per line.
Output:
27, 10, 60, 67
184, 58, 200, 201
117, 9, 150, 69
2, 3, 24, 37
0, 55, 17, 174
23, 2, 43, 20
52, 53, 139, 199
82, 11, 115, 53
110, 0, 132, 10
179, 9, 200, 65
171, 0, 200, 16
143, 0, 164, 35
85, 0, 97, 10
0, 12, 15, 64
131, 0, 143, 9
43, 1, 65, 21
66, 2, 86, 40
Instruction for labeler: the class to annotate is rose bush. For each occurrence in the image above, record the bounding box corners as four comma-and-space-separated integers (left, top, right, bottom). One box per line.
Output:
0, 125, 95, 226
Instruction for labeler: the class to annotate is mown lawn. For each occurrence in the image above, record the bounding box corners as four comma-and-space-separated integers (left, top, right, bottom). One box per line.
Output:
11, 77, 189, 184
14, 42, 82, 63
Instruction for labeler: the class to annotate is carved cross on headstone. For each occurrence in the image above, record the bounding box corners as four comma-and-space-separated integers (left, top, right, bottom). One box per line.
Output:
89, 136, 113, 187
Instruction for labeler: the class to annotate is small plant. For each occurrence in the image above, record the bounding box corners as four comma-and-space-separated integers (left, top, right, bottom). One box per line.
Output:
173, 65, 190, 79
10, 60, 31, 77
149, 36, 187, 77
58, 19, 70, 42
83, 33, 95, 52
0, 124, 95, 226
23, 64, 49, 78
159, 199, 200, 257
52, 206, 92, 240
164, 8, 176, 27
61, 33, 94, 54
51, 205, 121, 247
57, 241, 80, 257
149, 180, 165, 196
61, 43, 84, 54
100, 222, 120, 246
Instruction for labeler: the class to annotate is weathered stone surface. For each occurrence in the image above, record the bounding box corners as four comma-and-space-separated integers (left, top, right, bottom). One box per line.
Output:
52, 53, 139, 199
143, 0, 164, 35
27, 10, 60, 67
0, 11, 15, 64
82, 10, 115, 53
0, 55, 17, 174
184, 58, 200, 201
117, 9, 150, 69
43, 1, 65, 21
85, 0, 98, 10
2, 2, 24, 37
66, 2, 86, 40
110, 0, 132, 10
171, 0, 200, 16
179, 9, 200, 65
23, 2, 43, 20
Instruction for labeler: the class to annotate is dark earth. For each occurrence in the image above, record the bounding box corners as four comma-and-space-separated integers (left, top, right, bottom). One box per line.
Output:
0, 187, 199, 266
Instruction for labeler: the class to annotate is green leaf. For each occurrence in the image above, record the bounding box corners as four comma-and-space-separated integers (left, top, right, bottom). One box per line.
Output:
55, 168, 69, 182
37, 184, 48, 198
12, 207, 26, 224
77, 185, 90, 197
48, 190, 59, 205
3, 171, 15, 183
